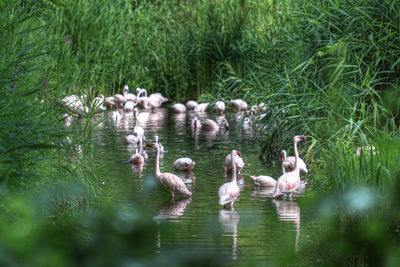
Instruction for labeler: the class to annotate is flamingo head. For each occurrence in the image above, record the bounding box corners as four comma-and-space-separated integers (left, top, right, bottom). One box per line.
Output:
294, 135, 307, 142
280, 150, 286, 160
145, 143, 159, 150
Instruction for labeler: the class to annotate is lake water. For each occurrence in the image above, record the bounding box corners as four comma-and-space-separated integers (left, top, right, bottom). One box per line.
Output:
92, 107, 313, 265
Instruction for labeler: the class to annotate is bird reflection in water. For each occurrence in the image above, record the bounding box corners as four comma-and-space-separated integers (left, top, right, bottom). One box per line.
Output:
251, 185, 276, 197
219, 209, 240, 260
172, 113, 186, 133
154, 198, 192, 250
174, 170, 196, 183
130, 160, 144, 174
273, 199, 301, 251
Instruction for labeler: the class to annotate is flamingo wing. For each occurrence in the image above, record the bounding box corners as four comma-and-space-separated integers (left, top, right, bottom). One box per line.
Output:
218, 183, 239, 206
159, 173, 191, 196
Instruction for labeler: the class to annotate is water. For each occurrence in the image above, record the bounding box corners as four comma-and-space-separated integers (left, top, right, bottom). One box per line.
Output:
92, 108, 312, 265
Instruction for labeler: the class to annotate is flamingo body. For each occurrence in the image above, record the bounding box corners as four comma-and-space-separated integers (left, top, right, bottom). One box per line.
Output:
171, 103, 187, 113
219, 150, 240, 209
194, 103, 209, 113
250, 175, 277, 187
229, 99, 248, 111
173, 158, 196, 171
186, 100, 198, 110
281, 150, 308, 174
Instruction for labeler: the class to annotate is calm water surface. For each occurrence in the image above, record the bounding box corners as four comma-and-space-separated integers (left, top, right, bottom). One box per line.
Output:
92, 108, 314, 265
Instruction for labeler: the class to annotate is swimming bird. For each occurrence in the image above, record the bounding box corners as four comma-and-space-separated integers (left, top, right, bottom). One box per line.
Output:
274, 135, 307, 198
215, 101, 225, 115
249, 175, 277, 187
186, 100, 199, 110
125, 134, 139, 145
147, 143, 192, 199
173, 158, 196, 171
194, 102, 209, 113
202, 119, 219, 131
218, 150, 240, 210
229, 99, 248, 111
171, 103, 187, 113
128, 149, 145, 165
191, 117, 202, 131
281, 149, 308, 174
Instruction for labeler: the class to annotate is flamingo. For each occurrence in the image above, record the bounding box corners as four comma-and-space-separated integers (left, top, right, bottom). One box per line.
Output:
215, 101, 225, 115
104, 96, 116, 110
229, 99, 248, 111
249, 175, 277, 187
60, 94, 88, 115
124, 101, 136, 112
186, 100, 198, 110
146, 143, 192, 199
127, 149, 144, 165
194, 102, 209, 113
125, 134, 139, 145
171, 103, 187, 113
124, 85, 137, 102
173, 158, 196, 171
218, 150, 240, 210
149, 92, 168, 106
202, 118, 229, 131
202, 119, 219, 131
223, 150, 244, 178
134, 107, 149, 124
274, 135, 307, 198
191, 117, 202, 131
281, 149, 308, 174
91, 94, 106, 111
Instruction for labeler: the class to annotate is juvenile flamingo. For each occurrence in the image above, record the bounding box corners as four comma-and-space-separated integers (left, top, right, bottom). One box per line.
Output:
281, 150, 308, 174
218, 150, 240, 210
274, 135, 307, 198
173, 158, 196, 171
147, 143, 192, 199
249, 175, 277, 187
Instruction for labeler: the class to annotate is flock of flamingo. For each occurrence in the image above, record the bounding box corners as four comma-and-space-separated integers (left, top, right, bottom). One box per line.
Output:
60, 85, 309, 210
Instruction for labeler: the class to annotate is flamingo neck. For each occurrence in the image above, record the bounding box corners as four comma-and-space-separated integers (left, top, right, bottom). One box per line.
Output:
155, 144, 161, 177
231, 151, 237, 183
293, 140, 300, 173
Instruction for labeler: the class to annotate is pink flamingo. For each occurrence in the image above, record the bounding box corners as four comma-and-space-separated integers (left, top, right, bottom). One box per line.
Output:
215, 101, 225, 115
147, 143, 192, 199
218, 150, 240, 210
249, 175, 277, 187
223, 150, 244, 178
173, 157, 196, 171
191, 117, 202, 131
281, 149, 308, 174
128, 149, 144, 165
274, 135, 307, 198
